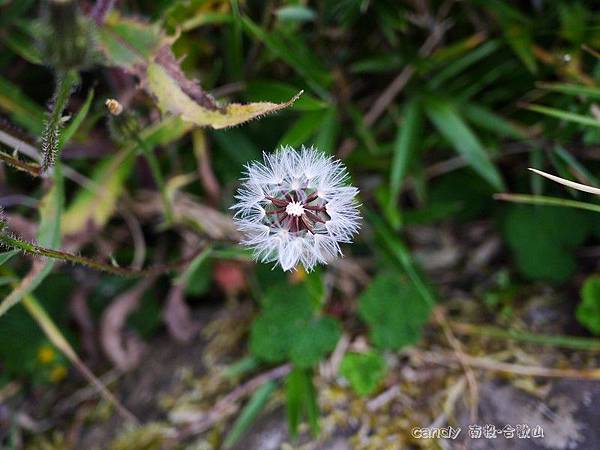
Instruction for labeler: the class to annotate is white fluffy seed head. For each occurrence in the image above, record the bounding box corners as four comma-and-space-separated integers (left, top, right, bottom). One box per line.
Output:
231, 146, 361, 272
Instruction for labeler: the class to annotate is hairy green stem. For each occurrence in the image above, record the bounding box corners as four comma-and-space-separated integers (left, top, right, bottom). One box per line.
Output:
0, 148, 41, 176
0, 230, 201, 277
41, 70, 79, 172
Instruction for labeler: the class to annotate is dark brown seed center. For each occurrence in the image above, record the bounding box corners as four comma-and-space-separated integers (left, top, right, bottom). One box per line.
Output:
264, 190, 329, 234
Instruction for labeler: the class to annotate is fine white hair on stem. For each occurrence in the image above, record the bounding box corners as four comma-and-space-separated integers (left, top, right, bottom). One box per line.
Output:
231, 146, 361, 271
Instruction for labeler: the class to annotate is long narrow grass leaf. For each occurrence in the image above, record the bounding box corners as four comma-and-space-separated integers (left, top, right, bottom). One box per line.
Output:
537, 82, 600, 99
428, 40, 500, 89
390, 99, 422, 206
59, 88, 94, 148
21, 293, 137, 422
526, 104, 600, 128
425, 98, 504, 190
494, 193, 600, 213
553, 147, 599, 187
461, 103, 525, 138
0, 250, 18, 266
223, 380, 277, 449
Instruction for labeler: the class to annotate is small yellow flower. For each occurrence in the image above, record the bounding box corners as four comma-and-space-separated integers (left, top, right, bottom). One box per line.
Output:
37, 345, 55, 364
290, 266, 307, 284
50, 365, 68, 383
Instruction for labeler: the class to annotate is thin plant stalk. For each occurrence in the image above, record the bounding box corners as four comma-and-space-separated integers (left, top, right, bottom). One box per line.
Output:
0, 229, 202, 277
448, 321, 600, 352
119, 119, 175, 225
494, 193, 600, 213
134, 133, 175, 225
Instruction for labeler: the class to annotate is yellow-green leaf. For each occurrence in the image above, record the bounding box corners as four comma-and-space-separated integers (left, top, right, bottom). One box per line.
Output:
147, 62, 302, 129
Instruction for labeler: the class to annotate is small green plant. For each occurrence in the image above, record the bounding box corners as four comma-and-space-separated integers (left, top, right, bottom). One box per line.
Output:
577, 276, 600, 335
340, 351, 387, 396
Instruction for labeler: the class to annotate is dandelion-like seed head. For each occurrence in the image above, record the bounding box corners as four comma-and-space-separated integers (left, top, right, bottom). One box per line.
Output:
231, 146, 361, 271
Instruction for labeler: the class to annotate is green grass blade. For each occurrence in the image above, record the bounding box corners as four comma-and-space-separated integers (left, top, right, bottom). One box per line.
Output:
494, 193, 600, 213
227, 0, 243, 79
348, 105, 379, 154
425, 98, 505, 190
313, 108, 339, 154
21, 293, 137, 422
0, 250, 19, 266
537, 82, 600, 100
369, 210, 437, 308
553, 146, 599, 187
526, 104, 600, 128
279, 111, 325, 148
428, 40, 500, 89
502, 21, 537, 73
0, 76, 45, 134
241, 17, 331, 96
286, 367, 303, 438
223, 380, 277, 449
390, 99, 422, 206
461, 102, 525, 138
175, 246, 213, 285
1, 23, 43, 65
59, 88, 94, 148
302, 369, 319, 436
